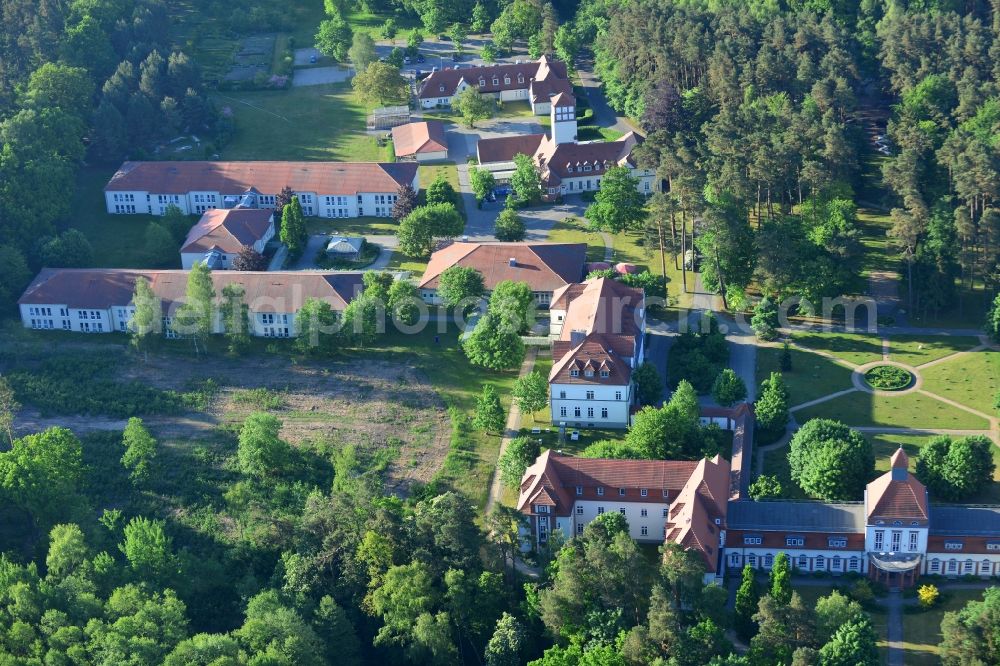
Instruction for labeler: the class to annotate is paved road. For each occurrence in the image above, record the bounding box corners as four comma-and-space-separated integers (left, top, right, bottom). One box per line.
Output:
574, 53, 634, 134
485, 346, 539, 514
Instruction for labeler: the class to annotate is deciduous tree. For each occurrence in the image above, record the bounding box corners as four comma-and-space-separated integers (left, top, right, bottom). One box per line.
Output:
939, 588, 1000, 665
397, 203, 464, 257
494, 207, 526, 241
237, 413, 291, 480
437, 265, 485, 308
510, 153, 542, 205
348, 32, 377, 73
585, 166, 646, 233
512, 371, 547, 420
174, 261, 215, 342
711, 368, 747, 407
392, 183, 418, 221
315, 11, 352, 61
463, 311, 525, 370
485, 612, 526, 666
426, 173, 459, 207
788, 419, 873, 501
770, 552, 791, 605
352, 61, 409, 106
232, 245, 266, 271
473, 384, 505, 434
755, 372, 789, 439
633, 363, 663, 406
470, 167, 497, 203
455, 86, 492, 127
734, 565, 759, 641
498, 436, 540, 488
280, 196, 308, 260
121, 417, 156, 485
0, 375, 21, 447
916, 435, 996, 501
748, 474, 782, 500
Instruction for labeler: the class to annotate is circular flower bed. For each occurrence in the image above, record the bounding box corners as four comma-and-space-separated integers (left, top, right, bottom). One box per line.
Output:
864, 365, 914, 391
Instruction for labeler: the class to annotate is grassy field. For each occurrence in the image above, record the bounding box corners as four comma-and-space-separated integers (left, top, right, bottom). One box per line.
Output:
888, 335, 981, 366
213, 83, 393, 162
546, 216, 605, 262
66, 168, 183, 269
791, 332, 884, 366
305, 216, 398, 236
921, 350, 1000, 416
897, 588, 986, 665
757, 344, 855, 406
869, 433, 1000, 503
794, 390, 991, 430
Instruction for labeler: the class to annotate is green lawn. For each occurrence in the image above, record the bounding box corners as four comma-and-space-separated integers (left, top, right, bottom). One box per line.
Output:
546, 216, 606, 262
213, 83, 394, 162
887, 335, 981, 366
794, 390, 991, 430
897, 588, 987, 665
921, 350, 1000, 417
306, 216, 398, 236
384, 251, 430, 275
856, 208, 898, 278
66, 168, 182, 269
791, 332, 884, 366
757, 345, 855, 406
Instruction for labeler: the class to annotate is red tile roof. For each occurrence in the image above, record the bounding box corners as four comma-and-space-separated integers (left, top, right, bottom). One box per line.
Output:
417, 56, 568, 100
105, 161, 417, 195
391, 121, 448, 157
866, 450, 929, 524
476, 134, 546, 164
418, 242, 586, 292
181, 208, 274, 254
18, 269, 362, 313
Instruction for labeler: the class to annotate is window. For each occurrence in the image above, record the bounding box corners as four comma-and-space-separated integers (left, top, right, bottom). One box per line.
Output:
584, 369, 594, 378
798, 555, 808, 568
662, 508, 668, 517
786, 536, 804, 547
570, 369, 579, 377
479, 78, 485, 86
577, 523, 584, 534
575, 486, 583, 495
535, 505, 549, 514
945, 541, 963, 551
640, 489, 647, 497
764, 554, 774, 568
560, 407, 567, 417
964, 560, 975, 573
909, 531, 919, 551
576, 506, 583, 514
891, 530, 902, 551
492, 77, 499, 85
574, 407, 580, 417
586, 407, 594, 418
948, 559, 958, 573
600, 369, 609, 378
832, 556, 842, 570
930, 559, 941, 573
987, 543, 1000, 551
559, 391, 566, 399
828, 537, 847, 548
597, 506, 605, 515
504, 76, 510, 84
641, 526, 648, 536
640, 509, 647, 517
873, 531, 884, 551
596, 487, 604, 496
619, 508, 625, 515
518, 74, 524, 83
748, 554, 757, 568
618, 488, 626, 496
744, 536, 762, 545
586, 390, 594, 400
615, 391, 622, 401
601, 408, 608, 418
849, 558, 861, 571
815, 555, 825, 570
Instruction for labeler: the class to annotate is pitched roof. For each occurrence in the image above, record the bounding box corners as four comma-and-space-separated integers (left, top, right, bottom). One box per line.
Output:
558, 277, 643, 342
866, 451, 929, 524
929, 506, 1000, 535
517, 451, 699, 516
665, 456, 731, 572
727, 500, 867, 533
476, 134, 546, 164
105, 161, 418, 195
417, 242, 586, 292
181, 208, 274, 255
18, 269, 363, 312
417, 57, 568, 100
539, 132, 643, 180
391, 121, 448, 157
549, 335, 634, 385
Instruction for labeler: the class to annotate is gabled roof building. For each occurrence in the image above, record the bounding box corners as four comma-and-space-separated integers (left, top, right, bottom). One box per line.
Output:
520, 447, 1000, 587
180, 208, 276, 270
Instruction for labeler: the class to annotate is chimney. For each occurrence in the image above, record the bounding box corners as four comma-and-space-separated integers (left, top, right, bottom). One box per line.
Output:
508, 257, 516, 267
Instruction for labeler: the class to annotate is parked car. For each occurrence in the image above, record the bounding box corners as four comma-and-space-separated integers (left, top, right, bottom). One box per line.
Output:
416, 54, 425, 63
403, 56, 412, 64
309, 54, 317, 64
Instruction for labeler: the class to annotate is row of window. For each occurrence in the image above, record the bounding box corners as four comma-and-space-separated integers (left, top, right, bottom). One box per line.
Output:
928, 559, 999, 574
576, 522, 657, 537
112, 193, 136, 202
872, 529, 920, 553
77, 310, 103, 320
743, 535, 850, 548
477, 74, 525, 87
113, 204, 137, 213
566, 163, 602, 174
157, 195, 182, 204
557, 390, 624, 401
575, 485, 666, 498
28, 319, 55, 330
735, 552, 863, 573
577, 505, 667, 518
193, 205, 217, 213
260, 314, 290, 325
193, 194, 216, 203
569, 368, 610, 379
560, 406, 610, 419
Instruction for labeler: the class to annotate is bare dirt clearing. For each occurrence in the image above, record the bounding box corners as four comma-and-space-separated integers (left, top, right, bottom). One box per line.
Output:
11, 348, 449, 495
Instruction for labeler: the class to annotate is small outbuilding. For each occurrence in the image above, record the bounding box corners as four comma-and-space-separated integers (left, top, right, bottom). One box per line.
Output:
326, 236, 364, 261
392, 121, 449, 162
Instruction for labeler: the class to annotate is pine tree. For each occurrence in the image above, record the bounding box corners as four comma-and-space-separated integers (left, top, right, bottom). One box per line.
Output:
473, 384, 506, 434
734, 564, 759, 641
280, 196, 308, 260
770, 552, 792, 605
121, 417, 156, 485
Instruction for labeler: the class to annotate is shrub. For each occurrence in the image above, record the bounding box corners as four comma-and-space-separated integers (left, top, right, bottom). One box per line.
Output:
917, 584, 939, 608
863, 365, 912, 390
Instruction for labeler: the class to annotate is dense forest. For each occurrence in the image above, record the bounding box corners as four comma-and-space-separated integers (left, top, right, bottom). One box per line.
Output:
568, 0, 1000, 317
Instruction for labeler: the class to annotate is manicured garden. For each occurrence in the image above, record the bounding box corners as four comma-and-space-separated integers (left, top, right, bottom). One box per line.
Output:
896, 588, 988, 666
794, 391, 990, 430
756, 345, 854, 406
790, 331, 883, 366
921, 349, 1000, 416
887, 334, 981, 366
864, 365, 913, 391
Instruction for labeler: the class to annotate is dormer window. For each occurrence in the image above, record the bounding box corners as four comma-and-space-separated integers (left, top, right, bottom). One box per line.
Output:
566, 166, 573, 173
439, 85, 445, 92
575, 485, 582, 495
600, 369, 609, 378
570, 369, 579, 377
504, 76, 510, 84
492, 77, 499, 85
596, 487, 604, 496
479, 78, 485, 86
518, 74, 524, 83
618, 488, 625, 496
584, 369, 594, 377
595, 163, 601, 171
584, 165, 592, 172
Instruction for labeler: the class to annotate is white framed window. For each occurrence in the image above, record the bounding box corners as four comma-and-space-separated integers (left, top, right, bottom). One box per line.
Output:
828, 537, 847, 548
662, 508, 668, 517
597, 506, 604, 515
575, 485, 582, 495
576, 523, 583, 534
601, 408, 608, 418
596, 487, 604, 496
909, 531, 919, 551
640, 509, 647, 517
576, 506, 583, 514
640, 526, 648, 536
640, 489, 647, 497
874, 531, 884, 551
945, 541, 963, 551
786, 536, 804, 547
586, 390, 594, 399
618, 488, 625, 496
619, 507, 625, 515
744, 536, 762, 545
